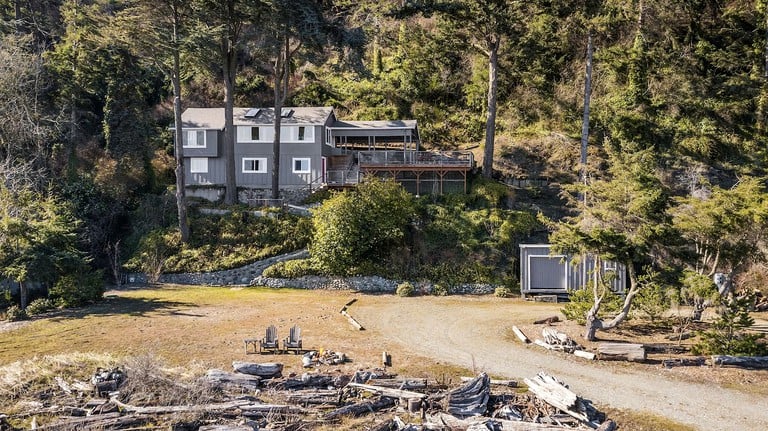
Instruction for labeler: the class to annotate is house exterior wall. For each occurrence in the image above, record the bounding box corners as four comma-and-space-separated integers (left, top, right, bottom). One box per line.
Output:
520, 244, 626, 296
182, 129, 219, 157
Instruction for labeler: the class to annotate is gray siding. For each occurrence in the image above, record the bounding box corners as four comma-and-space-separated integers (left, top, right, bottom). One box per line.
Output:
185, 156, 227, 186
520, 244, 626, 295
183, 130, 220, 157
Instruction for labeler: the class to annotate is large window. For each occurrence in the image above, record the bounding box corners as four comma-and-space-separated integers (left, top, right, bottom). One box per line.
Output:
185, 130, 206, 148
292, 158, 311, 174
190, 157, 208, 173
242, 157, 267, 173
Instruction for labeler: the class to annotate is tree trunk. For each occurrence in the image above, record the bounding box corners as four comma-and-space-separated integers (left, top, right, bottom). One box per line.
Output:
19, 280, 28, 310
171, 6, 189, 243
221, 2, 238, 206
482, 39, 499, 179
579, 33, 593, 187
271, 35, 289, 200
584, 312, 600, 341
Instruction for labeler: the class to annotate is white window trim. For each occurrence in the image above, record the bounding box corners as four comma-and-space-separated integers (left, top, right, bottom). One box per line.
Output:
242, 157, 267, 173
190, 157, 208, 173
292, 157, 311, 174
184, 130, 206, 148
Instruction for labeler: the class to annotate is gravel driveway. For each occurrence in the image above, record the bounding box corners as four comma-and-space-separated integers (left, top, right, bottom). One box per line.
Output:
354, 297, 767, 431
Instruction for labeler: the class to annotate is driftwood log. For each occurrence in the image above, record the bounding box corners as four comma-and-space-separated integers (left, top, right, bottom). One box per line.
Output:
322, 396, 395, 420
286, 389, 341, 405
512, 326, 531, 343
597, 343, 646, 362
460, 376, 516, 387
426, 412, 578, 430
367, 377, 428, 389
445, 373, 490, 417
523, 373, 596, 427
347, 382, 427, 400
231, 361, 283, 378
711, 355, 768, 369
205, 369, 261, 389
35, 412, 149, 431
534, 316, 561, 325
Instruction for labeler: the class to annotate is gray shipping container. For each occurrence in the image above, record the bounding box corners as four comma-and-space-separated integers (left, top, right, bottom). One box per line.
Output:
519, 244, 626, 296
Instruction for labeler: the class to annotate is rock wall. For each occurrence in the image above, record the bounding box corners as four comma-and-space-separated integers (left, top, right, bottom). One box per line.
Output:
126, 250, 495, 295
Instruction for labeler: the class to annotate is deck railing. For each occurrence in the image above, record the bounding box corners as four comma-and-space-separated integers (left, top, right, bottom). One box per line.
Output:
358, 150, 474, 168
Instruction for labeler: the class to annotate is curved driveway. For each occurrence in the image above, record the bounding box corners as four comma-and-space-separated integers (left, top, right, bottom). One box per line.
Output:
354, 298, 767, 431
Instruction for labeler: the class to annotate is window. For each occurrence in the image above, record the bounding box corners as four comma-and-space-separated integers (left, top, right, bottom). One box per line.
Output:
298, 126, 305, 141
185, 130, 206, 148
292, 158, 311, 174
190, 158, 208, 173
242, 157, 267, 173
250, 127, 260, 141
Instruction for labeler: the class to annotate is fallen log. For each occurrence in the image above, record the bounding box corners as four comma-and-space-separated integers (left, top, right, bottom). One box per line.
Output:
597, 343, 646, 362
367, 377, 428, 389
347, 382, 427, 399
711, 355, 768, 369
109, 397, 264, 415
523, 373, 597, 428
286, 389, 341, 405
426, 412, 578, 430
512, 326, 531, 344
35, 413, 145, 431
445, 373, 490, 417
199, 426, 254, 431
232, 361, 283, 378
460, 376, 517, 387
205, 369, 261, 389
534, 316, 561, 325
573, 350, 596, 360
661, 358, 706, 368
340, 309, 365, 330
322, 396, 395, 420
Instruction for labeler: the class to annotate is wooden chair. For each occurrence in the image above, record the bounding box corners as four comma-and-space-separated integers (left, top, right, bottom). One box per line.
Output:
283, 325, 302, 354
259, 325, 280, 354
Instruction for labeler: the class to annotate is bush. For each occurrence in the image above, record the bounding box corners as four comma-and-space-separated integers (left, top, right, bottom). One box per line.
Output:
432, 284, 450, 296
633, 283, 671, 321
4, 305, 27, 321
494, 286, 513, 298
692, 295, 768, 356
396, 282, 415, 297
26, 298, 57, 315
50, 271, 105, 308
262, 259, 318, 278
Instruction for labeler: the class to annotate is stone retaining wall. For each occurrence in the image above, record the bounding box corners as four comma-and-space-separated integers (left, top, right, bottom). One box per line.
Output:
126, 249, 495, 295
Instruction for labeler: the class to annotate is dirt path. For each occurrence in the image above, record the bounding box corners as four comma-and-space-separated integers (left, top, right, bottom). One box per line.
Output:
354, 297, 767, 431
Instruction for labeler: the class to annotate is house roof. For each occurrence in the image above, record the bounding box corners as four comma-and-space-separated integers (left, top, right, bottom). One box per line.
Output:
330, 119, 418, 130
180, 107, 335, 129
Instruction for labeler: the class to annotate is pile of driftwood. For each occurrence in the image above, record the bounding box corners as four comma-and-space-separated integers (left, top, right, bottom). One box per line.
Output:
7, 361, 617, 431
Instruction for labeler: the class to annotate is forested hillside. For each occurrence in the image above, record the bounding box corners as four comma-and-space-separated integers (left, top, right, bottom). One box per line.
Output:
2, 1, 768, 310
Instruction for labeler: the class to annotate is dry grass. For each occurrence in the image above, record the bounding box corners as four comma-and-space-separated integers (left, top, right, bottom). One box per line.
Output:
2, 285, 763, 430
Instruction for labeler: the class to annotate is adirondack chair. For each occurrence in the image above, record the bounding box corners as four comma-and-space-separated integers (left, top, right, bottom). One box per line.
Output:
283, 325, 302, 354
259, 325, 280, 353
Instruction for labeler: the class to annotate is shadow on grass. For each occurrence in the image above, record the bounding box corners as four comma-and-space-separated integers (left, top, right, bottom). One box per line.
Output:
47, 295, 202, 321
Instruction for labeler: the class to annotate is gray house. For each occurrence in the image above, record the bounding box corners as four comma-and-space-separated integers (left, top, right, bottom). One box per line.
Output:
179, 106, 426, 202
519, 244, 626, 297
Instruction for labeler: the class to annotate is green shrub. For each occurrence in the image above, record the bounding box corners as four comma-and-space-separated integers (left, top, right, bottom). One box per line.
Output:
470, 178, 511, 207
49, 271, 105, 308
5, 305, 27, 321
633, 283, 671, 321
396, 282, 415, 297
692, 295, 768, 356
262, 259, 318, 278
432, 284, 450, 296
26, 298, 57, 315
494, 286, 513, 298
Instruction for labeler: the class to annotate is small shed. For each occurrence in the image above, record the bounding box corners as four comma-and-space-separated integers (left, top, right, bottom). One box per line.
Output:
519, 244, 626, 297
